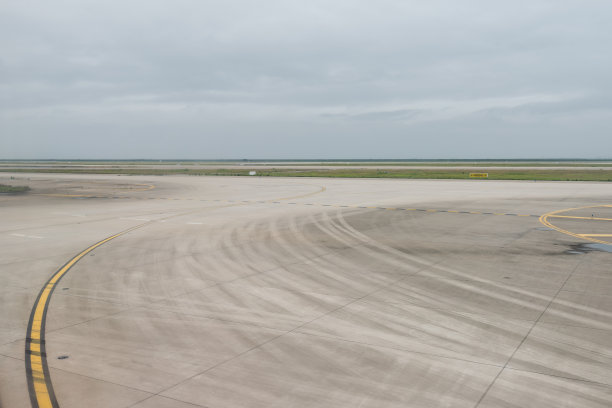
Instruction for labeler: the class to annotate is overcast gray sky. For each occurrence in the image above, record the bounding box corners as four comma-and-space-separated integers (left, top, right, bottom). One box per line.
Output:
1, 0, 611, 159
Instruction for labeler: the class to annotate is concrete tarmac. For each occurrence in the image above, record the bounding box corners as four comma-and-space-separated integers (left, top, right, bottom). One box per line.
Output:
1, 173, 611, 407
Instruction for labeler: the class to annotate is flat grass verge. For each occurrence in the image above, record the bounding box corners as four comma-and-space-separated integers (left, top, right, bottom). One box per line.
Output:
2, 168, 612, 181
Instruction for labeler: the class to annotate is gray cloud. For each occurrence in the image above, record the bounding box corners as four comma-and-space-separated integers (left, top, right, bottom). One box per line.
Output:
1, 0, 612, 158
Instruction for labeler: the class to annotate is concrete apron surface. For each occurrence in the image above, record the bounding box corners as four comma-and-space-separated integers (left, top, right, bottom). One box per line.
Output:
1, 173, 612, 408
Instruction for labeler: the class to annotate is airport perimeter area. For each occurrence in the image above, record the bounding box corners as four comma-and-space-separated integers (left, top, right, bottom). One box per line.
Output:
1, 173, 611, 407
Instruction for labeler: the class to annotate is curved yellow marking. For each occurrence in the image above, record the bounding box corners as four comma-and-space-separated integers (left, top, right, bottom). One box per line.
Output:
539, 205, 612, 245
548, 215, 612, 221
26, 222, 149, 408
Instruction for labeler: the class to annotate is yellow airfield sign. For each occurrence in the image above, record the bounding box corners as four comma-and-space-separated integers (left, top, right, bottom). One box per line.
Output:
469, 173, 488, 178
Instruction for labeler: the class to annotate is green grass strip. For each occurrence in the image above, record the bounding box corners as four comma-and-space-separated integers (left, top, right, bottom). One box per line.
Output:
2, 168, 612, 181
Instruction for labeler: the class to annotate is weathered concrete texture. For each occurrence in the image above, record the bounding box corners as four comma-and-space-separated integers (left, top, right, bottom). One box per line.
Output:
1, 173, 612, 407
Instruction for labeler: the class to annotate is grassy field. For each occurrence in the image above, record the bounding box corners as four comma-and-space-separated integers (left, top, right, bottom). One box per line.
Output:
273, 162, 612, 167
2, 167, 612, 181
0, 184, 30, 193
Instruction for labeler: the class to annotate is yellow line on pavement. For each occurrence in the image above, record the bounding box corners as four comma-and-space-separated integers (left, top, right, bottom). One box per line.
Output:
539, 205, 612, 245
547, 215, 612, 221
25, 222, 149, 408
36, 190, 544, 222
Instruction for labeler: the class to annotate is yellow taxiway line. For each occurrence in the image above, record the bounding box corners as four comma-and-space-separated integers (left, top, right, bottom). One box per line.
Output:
539, 205, 612, 245
546, 214, 612, 221
25, 223, 150, 408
